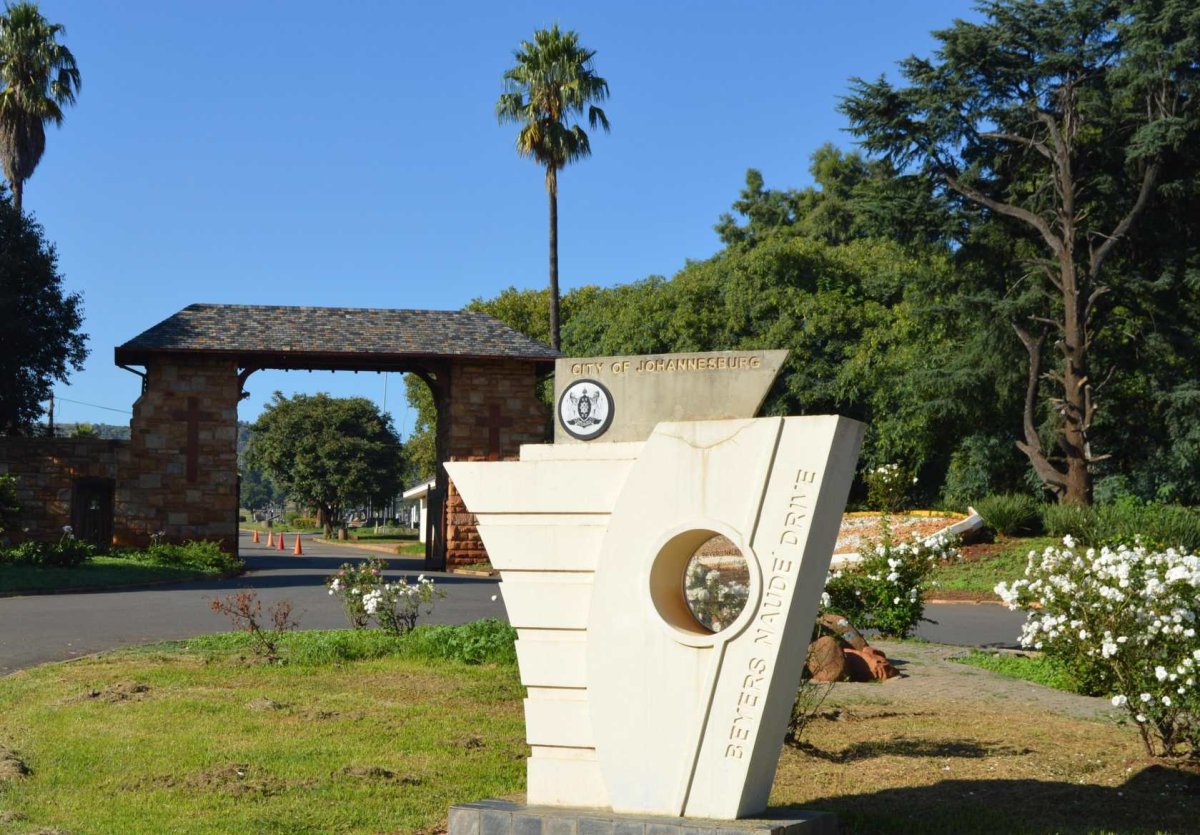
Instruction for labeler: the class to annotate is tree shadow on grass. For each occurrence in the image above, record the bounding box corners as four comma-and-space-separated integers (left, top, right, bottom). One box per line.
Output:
792, 736, 1032, 763
779, 763, 1200, 834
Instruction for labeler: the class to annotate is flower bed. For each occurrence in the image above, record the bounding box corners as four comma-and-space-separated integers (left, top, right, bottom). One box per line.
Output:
834, 513, 962, 555
691, 513, 966, 561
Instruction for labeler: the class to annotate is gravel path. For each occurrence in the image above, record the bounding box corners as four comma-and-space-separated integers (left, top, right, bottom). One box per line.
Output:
836, 641, 1116, 722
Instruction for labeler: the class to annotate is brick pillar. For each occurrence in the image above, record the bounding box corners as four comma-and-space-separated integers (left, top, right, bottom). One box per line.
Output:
116, 357, 240, 551
442, 360, 549, 567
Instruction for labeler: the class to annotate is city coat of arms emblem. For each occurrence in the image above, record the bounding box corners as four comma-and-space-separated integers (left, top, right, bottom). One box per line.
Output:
558, 379, 614, 440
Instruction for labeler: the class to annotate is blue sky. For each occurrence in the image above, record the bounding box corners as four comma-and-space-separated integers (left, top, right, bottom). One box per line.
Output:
35, 0, 979, 436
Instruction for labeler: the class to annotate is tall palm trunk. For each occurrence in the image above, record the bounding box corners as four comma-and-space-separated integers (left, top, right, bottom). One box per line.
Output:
12, 179, 21, 214
547, 166, 560, 351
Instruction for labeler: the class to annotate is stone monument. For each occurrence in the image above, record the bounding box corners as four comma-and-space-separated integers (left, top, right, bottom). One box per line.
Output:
446, 351, 862, 834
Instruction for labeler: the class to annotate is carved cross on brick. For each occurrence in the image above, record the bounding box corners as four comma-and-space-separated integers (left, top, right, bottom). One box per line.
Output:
167, 396, 216, 482
475, 403, 515, 461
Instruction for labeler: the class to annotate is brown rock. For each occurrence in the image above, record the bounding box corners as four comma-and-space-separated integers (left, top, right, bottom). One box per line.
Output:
806, 635, 849, 682
843, 646, 899, 682
818, 613, 869, 650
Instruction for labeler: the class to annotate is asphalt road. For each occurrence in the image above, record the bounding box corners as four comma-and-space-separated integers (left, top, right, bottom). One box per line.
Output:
0, 533, 507, 674
0, 533, 1026, 674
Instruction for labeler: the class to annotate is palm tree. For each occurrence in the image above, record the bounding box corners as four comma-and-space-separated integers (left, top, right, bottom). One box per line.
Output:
497, 25, 609, 351
0, 2, 80, 214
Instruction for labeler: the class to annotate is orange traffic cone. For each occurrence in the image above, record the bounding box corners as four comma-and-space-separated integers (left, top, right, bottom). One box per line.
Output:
252, 529, 260, 544
266, 530, 274, 548
293, 534, 303, 556
277, 532, 285, 551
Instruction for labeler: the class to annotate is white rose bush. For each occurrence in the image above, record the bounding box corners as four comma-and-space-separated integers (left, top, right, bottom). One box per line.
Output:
996, 538, 1200, 758
362, 575, 445, 635
864, 462, 919, 512
327, 558, 444, 635
685, 560, 750, 631
824, 528, 959, 638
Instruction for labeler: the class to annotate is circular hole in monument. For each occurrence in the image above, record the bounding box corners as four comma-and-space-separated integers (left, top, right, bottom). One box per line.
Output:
683, 535, 751, 633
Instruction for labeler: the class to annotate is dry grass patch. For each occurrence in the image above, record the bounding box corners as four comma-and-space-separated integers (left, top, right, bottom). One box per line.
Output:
772, 698, 1200, 833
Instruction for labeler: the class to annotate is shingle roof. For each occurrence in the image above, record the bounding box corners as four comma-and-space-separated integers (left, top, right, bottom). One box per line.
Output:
114, 304, 559, 368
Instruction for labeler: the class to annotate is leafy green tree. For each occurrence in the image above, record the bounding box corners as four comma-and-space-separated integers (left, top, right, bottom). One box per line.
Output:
0, 188, 85, 433
467, 285, 555, 346
400, 374, 437, 485
239, 464, 284, 513
497, 24, 610, 350
244, 394, 403, 538
0, 2, 80, 213
841, 0, 1200, 503
69, 421, 95, 438
715, 146, 959, 250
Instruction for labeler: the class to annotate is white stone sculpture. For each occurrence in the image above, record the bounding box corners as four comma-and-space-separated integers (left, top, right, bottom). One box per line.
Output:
446, 414, 863, 820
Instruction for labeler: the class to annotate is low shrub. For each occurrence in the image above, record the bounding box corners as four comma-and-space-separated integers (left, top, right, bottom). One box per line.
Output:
975, 493, 1042, 536
786, 677, 835, 749
864, 463, 917, 512
130, 540, 243, 575
0, 533, 96, 567
1123, 505, 1200, 551
0, 474, 20, 535
402, 619, 518, 665
824, 525, 959, 638
287, 515, 318, 529
1042, 503, 1102, 543
209, 590, 299, 663
997, 539, 1200, 758
1043, 502, 1200, 551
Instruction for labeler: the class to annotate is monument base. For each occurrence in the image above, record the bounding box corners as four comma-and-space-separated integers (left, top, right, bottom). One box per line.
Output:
447, 800, 838, 835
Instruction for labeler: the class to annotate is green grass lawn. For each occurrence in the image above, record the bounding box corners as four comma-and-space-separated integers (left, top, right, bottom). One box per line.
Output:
240, 520, 323, 535
338, 533, 425, 557
345, 535, 424, 554
0, 628, 525, 834
952, 649, 1087, 694
347, 530, 418, 542
0, 556, 216, 596
929, 536, 1057, 595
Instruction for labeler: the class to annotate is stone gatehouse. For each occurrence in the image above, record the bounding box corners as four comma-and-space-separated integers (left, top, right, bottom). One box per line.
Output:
4, 304, 556, 569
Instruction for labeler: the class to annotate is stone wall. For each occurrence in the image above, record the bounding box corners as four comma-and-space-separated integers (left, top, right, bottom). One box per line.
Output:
443, 360, 549, 567
116, 357, 241, 551
0, 437, 125, 541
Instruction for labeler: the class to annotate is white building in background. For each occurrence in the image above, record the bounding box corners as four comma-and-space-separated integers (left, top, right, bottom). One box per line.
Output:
402, 478, 435, 543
